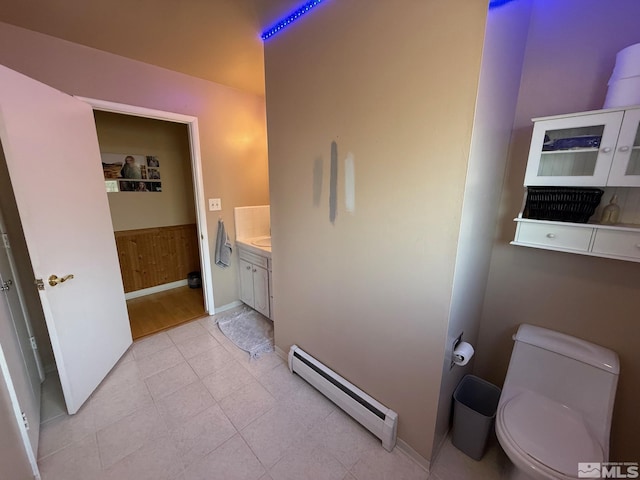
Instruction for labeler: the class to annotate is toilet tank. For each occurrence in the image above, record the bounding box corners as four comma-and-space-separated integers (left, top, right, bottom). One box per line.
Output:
503, 325, 619, 451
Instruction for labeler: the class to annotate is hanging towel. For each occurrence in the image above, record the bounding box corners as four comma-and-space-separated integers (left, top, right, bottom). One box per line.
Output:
215, 218, 232, 268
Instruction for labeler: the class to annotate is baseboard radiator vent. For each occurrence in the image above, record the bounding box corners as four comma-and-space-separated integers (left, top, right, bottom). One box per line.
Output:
288, 345, 398, 451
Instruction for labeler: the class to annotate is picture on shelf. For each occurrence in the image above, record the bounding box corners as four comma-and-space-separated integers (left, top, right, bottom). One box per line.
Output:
102, 153, 162, 193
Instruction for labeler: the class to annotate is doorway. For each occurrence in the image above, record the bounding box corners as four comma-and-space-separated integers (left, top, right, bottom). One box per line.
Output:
0, 68, 215, 430
79, 97, 215, 333
93, 110, 208, 339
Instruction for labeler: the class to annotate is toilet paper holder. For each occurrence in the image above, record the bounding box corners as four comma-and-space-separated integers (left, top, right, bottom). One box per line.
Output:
450, 333, 475, 369
450, 333, 464, 370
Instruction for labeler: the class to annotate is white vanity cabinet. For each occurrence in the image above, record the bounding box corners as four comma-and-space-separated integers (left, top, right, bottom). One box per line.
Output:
513, 106, 640, 263
525, 106, 640, 187
238, 247, 271, 319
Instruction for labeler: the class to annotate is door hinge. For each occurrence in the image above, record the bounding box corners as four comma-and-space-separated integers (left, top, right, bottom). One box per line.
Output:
35, 279, 45, 291
1, 233, 9, 249
21, 411, 29, 430
30, 336, 38, 351
1, 279, 12, 291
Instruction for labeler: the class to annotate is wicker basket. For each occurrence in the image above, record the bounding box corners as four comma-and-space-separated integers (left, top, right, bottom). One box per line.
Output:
523, 187, 604, 223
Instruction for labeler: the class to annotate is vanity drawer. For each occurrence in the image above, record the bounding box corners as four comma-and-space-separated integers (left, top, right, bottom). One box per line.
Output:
239, 248, 269, 268
592, 229, 640, 259
516, 222, 593, 251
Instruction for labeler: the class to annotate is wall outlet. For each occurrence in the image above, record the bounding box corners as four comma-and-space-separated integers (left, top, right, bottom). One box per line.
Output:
208, 198, 222, 211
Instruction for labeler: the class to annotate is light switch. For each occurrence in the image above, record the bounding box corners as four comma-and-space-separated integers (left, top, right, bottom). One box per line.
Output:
209, 198, 222, 211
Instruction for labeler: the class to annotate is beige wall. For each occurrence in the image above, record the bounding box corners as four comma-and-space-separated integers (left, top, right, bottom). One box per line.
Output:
432, 0, 533, 458
264, 1, 487, 460
94, 111, 196, 232
0, 22, 269, 309
475, 0, 640, 461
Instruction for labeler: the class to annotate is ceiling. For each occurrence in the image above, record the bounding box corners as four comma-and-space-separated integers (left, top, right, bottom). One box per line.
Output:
0, 0, 303, 96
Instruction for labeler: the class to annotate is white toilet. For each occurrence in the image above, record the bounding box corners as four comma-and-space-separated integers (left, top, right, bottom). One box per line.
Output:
496, 324, 619, 480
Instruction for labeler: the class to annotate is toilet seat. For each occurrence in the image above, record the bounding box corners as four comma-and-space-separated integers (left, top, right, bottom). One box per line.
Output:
499, 390, 604, 478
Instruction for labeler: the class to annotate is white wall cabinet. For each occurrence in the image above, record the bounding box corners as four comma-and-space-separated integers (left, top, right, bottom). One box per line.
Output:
238, 247, 271, 319
524, 106, 640, 187
513, 106, 640, 262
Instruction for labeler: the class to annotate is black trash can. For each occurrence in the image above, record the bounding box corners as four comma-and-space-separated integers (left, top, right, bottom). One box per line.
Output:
451, 374, 501, 460
187, 271, 201, 289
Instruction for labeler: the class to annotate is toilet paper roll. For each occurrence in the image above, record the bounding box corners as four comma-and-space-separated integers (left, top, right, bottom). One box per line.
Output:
453, 341, 474, 367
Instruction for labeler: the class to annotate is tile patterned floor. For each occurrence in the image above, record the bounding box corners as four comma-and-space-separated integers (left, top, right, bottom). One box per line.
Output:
37, 308, 506, 480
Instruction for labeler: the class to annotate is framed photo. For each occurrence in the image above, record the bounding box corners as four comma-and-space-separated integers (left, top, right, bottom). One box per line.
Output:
102, 153, 162, 193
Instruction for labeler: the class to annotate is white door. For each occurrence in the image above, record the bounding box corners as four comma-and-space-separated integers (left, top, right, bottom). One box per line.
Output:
524, 111, 624, 186
0, 218, 40, 452
252, 266, 270, 318
0, 64, 132, 413
0, 227, 40, 460
607, 108, 640, 186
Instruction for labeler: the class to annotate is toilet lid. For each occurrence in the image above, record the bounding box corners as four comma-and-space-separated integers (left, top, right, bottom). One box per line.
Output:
502, 391, 604, 477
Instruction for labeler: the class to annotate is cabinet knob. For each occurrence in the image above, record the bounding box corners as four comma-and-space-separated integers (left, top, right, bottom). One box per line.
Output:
619, 146, 630, 152
252, 268, 257, 272
546, 233, 556, 239
601, 147, 612, 153
246, 265, 251, 270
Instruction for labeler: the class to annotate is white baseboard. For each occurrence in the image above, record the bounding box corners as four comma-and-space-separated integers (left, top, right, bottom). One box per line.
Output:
214, 300, 243, 314
397, 438, 431, 473
275, 345, 287, 361
125, 280, 188, 300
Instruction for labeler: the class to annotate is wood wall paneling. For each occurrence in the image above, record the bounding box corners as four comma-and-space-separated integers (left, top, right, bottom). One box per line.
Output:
115, 224, 200, 293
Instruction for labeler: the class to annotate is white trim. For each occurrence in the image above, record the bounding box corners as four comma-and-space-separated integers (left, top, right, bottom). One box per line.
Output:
396, 437, 431, 473
75, 97, 197, 123
75, 97, 215, 314
124, 280, 189, 300
186, 119, 214, 314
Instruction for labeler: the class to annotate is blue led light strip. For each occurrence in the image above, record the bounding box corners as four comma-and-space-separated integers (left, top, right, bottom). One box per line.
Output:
489, 0, 516, 9
261, 0, 325, 41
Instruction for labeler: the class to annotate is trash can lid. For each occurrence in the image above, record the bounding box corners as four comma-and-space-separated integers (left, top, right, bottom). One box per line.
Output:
501, 390, 603, 476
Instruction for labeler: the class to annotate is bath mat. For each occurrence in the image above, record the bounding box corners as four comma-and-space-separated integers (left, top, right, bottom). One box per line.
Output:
217, 306, 274, 358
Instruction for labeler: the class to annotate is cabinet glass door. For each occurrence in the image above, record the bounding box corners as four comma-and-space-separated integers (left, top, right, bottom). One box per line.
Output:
524, 111, 623, 186
538, 125, 603, 176
607, 108, 640, 186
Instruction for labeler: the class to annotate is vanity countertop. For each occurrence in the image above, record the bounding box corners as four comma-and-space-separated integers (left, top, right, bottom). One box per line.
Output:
236, 236, 271, 258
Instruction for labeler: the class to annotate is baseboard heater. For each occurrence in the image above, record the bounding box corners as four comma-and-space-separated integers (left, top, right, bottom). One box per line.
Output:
288, 345, 398, 451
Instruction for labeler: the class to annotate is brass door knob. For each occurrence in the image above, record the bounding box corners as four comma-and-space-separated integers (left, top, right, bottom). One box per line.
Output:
48, 274, 74, 287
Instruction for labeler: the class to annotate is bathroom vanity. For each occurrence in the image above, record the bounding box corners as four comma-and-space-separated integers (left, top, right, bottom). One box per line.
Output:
233, 205, 273, 319
236, 237, 272, 320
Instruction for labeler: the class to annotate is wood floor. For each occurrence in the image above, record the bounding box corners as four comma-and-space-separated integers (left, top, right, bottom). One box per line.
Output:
126, 286, 206, 340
